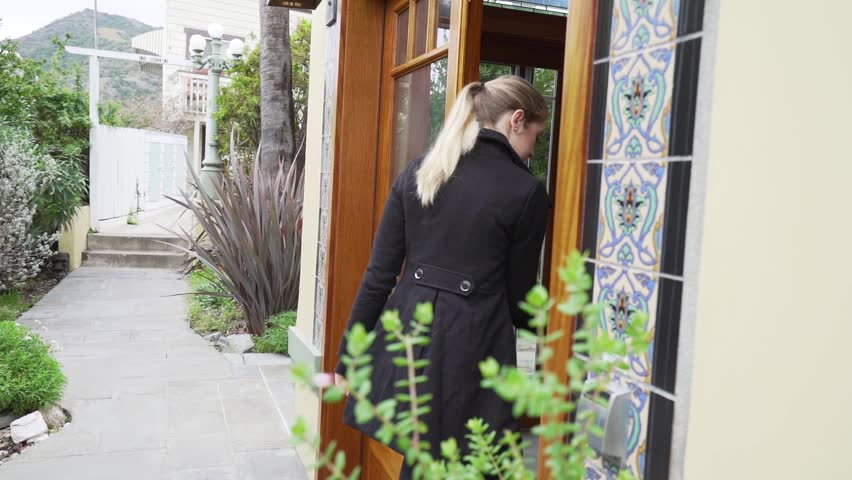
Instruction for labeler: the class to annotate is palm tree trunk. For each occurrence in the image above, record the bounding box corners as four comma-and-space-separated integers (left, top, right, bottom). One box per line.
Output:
259, 1, 296, 178
295, 110, 307, 176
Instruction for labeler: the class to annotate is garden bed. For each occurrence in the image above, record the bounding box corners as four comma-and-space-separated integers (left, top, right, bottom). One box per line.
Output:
0, 274, 59, 323
187, 267, 296, 356
0, 273, 68, 465
0, 406, 71, 465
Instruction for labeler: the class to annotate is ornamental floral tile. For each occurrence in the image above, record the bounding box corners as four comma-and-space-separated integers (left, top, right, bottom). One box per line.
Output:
604, 46, 675, 159
592, 264, 658, 378
585, 373, 651, 479
610, 0, 678, 57
595, 161, 668, 271
587, 264, 659, 479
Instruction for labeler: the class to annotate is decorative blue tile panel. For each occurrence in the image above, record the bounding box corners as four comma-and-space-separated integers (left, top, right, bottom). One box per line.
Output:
588, 263, 659, 478
592, 264, 657, 376
605, 46, 675, 159
610, 0, 678, 57
596, 161, 668, 271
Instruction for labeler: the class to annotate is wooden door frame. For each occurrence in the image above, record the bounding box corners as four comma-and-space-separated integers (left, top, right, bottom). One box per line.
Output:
319, 0, 600, 478
537, 1, 599, 478
445, 0, 482, 108
318, 0, 386, 476
319, 0, 468, 477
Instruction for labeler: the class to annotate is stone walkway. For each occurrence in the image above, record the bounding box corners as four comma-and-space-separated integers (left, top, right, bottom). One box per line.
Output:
2, 267, 307, 480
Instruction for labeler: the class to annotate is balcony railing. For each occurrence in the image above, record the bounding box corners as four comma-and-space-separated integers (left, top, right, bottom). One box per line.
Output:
178, 71, 231, 116
179, 71, 209, 115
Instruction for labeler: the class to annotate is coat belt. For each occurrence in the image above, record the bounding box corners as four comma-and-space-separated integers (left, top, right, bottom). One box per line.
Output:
411, 263, 475, 297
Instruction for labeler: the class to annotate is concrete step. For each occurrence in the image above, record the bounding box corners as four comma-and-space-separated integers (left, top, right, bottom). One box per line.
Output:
87, 234, 188, 253
82, 250, 185, 269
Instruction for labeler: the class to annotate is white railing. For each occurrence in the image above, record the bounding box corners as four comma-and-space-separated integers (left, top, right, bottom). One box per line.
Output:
179, 71, 209, 115
177, 71, 232, 116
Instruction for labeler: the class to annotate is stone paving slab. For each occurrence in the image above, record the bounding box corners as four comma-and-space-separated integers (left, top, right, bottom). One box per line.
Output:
2, 267, 307, 480
244, 353, 293, 366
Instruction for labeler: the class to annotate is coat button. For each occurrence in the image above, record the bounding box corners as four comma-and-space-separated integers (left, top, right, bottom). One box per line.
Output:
460, 280, 471, 292
414, 268, 424, 279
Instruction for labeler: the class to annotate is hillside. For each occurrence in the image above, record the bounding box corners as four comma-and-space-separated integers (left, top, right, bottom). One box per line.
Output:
16, 9, 162, 101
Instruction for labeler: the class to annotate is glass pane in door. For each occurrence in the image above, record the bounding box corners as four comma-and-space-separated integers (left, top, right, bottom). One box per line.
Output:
477, 64, 557, 185
414, 0, 429, 57
480, 62, 512, 82
435, 0, 451, 47
396, 8, 410, 66
391, 58, 449, 179
530, 68, 558, 184
534, 67, 557, 97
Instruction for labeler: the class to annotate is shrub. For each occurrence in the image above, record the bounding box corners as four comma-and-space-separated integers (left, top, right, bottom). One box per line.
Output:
32, 153, 87, 235
0, 321, 66, 415
0, 40, 88, 236
126, 208, 139, 226
0, 39, 89, 169
169, 144, 304, 336
292, 251, 652, 479
254, 311, 297, 354
0, 292, 30, 323
187, 267, 243, 334
0, 127, 59, 291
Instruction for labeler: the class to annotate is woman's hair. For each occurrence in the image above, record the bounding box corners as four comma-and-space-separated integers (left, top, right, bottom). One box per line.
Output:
415, 75, 548, 206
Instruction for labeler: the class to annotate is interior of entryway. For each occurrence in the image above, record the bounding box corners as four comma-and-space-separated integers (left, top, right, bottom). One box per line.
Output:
479, 5, 567, 474
477, 4, 567, 378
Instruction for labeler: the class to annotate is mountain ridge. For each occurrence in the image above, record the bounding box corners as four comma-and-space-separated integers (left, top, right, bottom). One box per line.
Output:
15, 9, 163, 101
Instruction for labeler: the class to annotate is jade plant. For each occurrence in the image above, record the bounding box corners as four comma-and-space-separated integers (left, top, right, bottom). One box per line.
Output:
291, 251, 651, 479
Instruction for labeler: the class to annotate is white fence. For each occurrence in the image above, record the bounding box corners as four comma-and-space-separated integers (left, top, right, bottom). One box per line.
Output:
89, 125, 188, 231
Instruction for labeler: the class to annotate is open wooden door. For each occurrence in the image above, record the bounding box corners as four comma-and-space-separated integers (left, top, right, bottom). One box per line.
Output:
320, 1, 483, 479
321, 1, 602, 478
374, 0, 480, 220
365, 1, 481, 477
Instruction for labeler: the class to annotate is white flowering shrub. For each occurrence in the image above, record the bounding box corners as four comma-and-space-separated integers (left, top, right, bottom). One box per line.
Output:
0, 127, 59, 291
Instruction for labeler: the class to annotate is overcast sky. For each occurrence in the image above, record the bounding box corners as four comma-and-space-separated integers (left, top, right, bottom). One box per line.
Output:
1, 0, 166, 39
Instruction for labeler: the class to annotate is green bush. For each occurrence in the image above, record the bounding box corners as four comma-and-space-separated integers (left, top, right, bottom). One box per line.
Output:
0, 321, 66, 415
0, 292, 31, 323
187, 267, 243, 334
32, 152, 88, 235
292, 251, 651, 479
254, 311, 297, 354
0, 39, 89, 166
1, 39, 89, 234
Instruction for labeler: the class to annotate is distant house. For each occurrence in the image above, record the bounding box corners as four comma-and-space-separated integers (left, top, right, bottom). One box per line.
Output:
129, 0, 259, 171
130, 0, 308, 171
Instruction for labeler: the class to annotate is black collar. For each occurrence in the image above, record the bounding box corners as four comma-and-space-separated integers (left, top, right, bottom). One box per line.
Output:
477, 128, 530, 172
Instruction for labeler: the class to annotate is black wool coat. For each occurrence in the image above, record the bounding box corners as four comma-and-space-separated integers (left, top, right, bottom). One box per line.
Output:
334, 128, 550, 459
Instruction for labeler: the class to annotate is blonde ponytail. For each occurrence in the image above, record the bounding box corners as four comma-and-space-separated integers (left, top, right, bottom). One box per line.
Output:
415, 75, 548, 206
416, 83, 483, 206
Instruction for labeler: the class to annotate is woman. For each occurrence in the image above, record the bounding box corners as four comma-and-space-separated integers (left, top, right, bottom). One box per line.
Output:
334, 75, 551, 478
